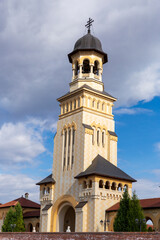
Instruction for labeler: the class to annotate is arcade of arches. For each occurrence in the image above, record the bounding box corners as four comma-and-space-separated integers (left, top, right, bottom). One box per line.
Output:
106, 198, 160, 231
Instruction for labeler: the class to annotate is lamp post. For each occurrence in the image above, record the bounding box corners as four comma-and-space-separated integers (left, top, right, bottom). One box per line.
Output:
135, 218, 146, 232
100, 219, 110, 231
10, 224, 16, 232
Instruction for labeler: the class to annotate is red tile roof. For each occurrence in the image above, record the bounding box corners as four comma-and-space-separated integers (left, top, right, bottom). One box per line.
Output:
106, 198, 160, 212
23, 210, 40, 218
0, 197, 40, 209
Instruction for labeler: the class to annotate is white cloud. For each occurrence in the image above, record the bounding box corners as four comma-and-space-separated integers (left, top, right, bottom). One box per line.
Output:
114, 107, 152, 115
152, 169, 160, 177
0, 121, 46, 165
0, 174, 39, 203
154, 142, 160, 152
133, 179, 160, 199
0, 0, 160, 119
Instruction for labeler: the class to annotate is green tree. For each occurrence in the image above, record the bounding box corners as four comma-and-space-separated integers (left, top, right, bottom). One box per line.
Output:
2, 203, 25, 232
129, 191, 147, 232
2, 207, 16, 232
14, 203, 25, 232
114, 189, 147, 232
114, 188, 131, 232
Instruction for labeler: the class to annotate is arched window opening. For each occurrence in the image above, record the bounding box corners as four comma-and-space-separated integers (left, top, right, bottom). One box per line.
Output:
28, 223, 33, 232
93, 60, 99, 75
88, 98, 90, 107
92, 127, 95, 145
67, 129, 71, 168
118, 183, 122, 192
111, 182, 116, 191
47, 187, 50, 194
97, 130, 100, 145
105, 181, 110, 189
78, 98, 80, 108
43, 187, 46, 195
82, 59, 90, 73
63, 130, 67, 169
102, 132, 105, 147
66, 103, 68, 112
88, 180, 92, 188
102, 103, 105, 111
92, 100, 95, 108
74, 100, 76, 109
123, 184, 128, 192
75, 61, 79, 76
99, 180, 104, 188
63, 105, 65, 114
36, 223, 39, 232
146, 218, 154, 231
72, 128, 75, 166
83, 181, 87, 189
97, 101, 100, 109
70, 102, 72, 111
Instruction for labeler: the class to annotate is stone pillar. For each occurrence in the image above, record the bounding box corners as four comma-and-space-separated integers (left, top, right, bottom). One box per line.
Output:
79, 64, 83, 78
90, 64, 94, 78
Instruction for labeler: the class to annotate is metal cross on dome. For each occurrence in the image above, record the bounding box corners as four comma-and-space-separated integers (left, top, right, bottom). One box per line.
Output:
85, 18, 94, 33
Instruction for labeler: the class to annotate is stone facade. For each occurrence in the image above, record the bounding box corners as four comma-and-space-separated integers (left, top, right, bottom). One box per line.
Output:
38, 30, 135, 232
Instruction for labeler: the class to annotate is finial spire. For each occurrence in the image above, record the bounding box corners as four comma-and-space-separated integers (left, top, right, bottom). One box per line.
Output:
85, 18, 94, 33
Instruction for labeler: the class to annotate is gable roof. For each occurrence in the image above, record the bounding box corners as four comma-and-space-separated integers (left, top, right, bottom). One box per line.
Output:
36, 174, 55, 185
75, 154, 136, 182
0, 196, 40, 209
106, 198, 160, 212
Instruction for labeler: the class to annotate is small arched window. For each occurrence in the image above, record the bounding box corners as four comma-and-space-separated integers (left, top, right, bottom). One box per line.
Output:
97, 101, 100, 109
83, 181, 87, 189
92, 100, 95, 108
78, 98, 80, 107
99, 180, 104, 188
43, 187, 46, 195
123, 184, 128, 192
70, 102, 72, 111
75, 61, 79, 76
47, 187, 50, 194
93, 60, 99, 75
118, 183, 122, 192
66, 103, 68, 112
105, 181, 110, 189
111, 182, 116, 191
82, 59, 90, 73
74, 100, 76, 109
97, 130, 100, 145
102, 103, 105, 111
63, 105, 65, 114
102, 131, 105, 146
88, 180, 92, 188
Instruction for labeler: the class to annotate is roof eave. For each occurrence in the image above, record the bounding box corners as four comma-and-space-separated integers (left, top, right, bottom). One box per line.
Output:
75, 172, 136, 183
68, 49, 108, 64
57, 86, 116, 102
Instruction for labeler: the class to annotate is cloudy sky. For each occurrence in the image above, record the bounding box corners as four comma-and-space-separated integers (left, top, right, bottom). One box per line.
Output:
0, 0, 160, 204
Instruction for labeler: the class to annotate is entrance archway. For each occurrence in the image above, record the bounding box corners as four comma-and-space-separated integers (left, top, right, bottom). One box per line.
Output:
58, 203, 75, 232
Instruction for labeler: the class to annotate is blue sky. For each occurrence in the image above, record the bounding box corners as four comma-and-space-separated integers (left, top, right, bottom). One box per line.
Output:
0, 0, 160, 203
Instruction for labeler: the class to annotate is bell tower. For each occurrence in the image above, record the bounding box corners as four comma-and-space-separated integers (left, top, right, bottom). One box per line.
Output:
68, 18, 108, 92
37, 19, 136, 233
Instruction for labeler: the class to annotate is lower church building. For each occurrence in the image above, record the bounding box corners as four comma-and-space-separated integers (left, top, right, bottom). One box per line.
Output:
36, 20, 136, 232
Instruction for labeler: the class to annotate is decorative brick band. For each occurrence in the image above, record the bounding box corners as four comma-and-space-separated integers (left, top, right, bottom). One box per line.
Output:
0, 232, 160, 240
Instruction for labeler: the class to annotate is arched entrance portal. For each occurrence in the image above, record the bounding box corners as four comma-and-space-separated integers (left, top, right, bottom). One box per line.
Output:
58, 203, 75, 232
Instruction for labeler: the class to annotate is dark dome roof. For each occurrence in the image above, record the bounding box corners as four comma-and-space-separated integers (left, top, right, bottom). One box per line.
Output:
68, 33, 108, 64
74, 33, 103, 52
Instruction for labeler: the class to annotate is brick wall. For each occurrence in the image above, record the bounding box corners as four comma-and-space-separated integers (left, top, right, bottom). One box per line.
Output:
0, 232, 160, 240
